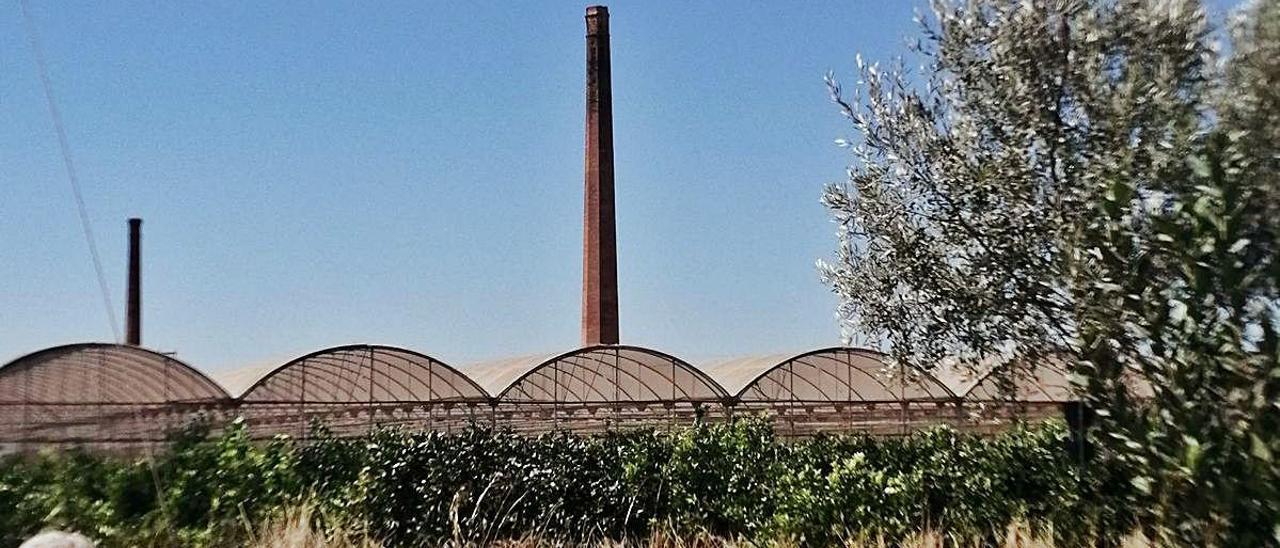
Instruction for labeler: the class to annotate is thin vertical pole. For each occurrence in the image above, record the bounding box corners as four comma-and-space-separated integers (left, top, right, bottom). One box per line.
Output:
366, 347, 375, 434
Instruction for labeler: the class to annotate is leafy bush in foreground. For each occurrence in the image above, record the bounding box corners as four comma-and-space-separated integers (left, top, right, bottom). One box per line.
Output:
0, 418, 1137, 547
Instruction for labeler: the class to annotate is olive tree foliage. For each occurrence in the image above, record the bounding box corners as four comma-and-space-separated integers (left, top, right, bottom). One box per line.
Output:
820, 0, 1211, 372
1085, 3, 1280, 543
820, 0, 1279, 543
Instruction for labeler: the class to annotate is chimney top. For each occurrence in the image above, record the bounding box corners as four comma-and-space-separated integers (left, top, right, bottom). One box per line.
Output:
586, 5, 608, 35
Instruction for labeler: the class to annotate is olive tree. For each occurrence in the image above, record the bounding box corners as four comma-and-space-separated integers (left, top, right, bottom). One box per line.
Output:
820, 0, 1279, 543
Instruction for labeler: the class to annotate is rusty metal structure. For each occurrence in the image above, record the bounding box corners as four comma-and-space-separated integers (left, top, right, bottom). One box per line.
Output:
0, 7, 1082, 451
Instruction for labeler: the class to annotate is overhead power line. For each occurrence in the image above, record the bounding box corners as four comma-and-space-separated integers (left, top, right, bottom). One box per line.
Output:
19, 0, 122, 343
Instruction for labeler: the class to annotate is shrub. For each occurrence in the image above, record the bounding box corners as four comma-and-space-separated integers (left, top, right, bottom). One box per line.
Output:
0, 418, 1131, 547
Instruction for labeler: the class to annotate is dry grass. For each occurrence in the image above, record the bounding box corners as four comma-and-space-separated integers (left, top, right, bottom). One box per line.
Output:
243, 508, 1152, 548
244, 505, 380, 548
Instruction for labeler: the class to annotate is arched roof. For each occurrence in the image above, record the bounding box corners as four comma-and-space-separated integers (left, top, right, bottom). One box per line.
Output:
209, 356, 296, 399
0, 343, 228, 404
933, 354, 1156, 404
232, 344, 487, 403
701, 347, 956, 402
961, 364, 1074, 403
923, 353, 1080, 404
464, 345, 727, 403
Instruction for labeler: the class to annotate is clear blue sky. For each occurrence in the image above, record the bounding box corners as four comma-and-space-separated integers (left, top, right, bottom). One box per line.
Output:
0, 1, 1241, 373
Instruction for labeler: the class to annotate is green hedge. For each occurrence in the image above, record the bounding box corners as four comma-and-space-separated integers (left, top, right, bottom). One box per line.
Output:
0, 418, 1139, 547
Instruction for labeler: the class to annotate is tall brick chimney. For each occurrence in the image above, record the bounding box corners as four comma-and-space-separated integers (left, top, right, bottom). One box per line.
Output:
582, 5, 619, 346
126, 218, 142, 346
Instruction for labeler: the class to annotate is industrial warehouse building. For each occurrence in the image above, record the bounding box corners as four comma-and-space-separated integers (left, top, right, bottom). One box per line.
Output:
0, 7, 1078, 451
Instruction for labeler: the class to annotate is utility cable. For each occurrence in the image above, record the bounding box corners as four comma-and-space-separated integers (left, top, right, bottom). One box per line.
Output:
19, 0, 122, 343
19, 7, 168, 511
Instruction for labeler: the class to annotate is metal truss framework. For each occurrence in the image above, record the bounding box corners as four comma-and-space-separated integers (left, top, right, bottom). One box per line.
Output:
0, 343, 228, 447
0, 343, 1078, 447
465, 345, 726, 404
